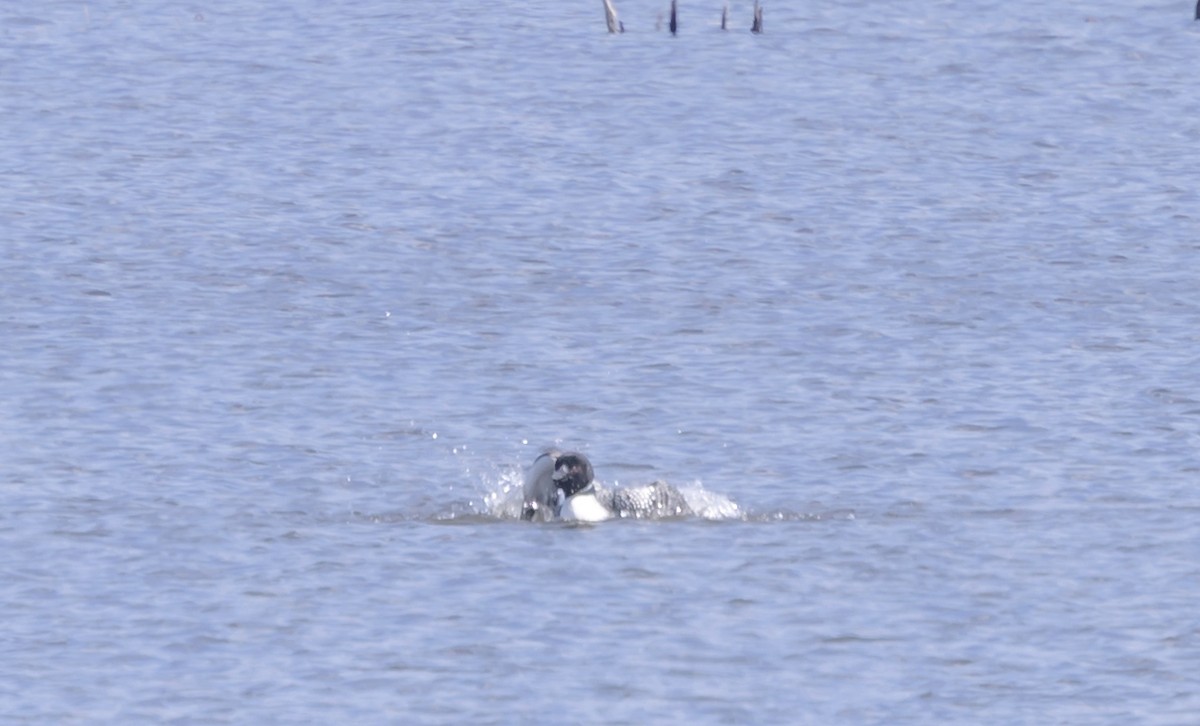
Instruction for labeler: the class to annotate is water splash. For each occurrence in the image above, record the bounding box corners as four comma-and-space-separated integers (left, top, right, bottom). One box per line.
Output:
474, 465, 526, 519
675, 483, 742, 520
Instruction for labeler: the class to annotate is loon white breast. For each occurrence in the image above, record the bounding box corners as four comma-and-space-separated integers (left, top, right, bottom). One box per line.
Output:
557, 485, 612, 522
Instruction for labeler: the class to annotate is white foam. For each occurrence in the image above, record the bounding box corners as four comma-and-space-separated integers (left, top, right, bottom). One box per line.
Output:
678, 482, 742, 520
477, 466, 526, 519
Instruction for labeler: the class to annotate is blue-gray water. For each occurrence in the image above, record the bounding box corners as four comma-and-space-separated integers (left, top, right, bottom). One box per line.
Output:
3, 0, 1199, 722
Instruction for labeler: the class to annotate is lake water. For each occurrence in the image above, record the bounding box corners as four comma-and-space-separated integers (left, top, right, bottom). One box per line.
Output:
3, 0, 1199, 722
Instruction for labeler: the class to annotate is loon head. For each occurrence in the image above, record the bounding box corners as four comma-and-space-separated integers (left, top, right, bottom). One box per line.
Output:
552, 452, 611, 522
552, 452, 594, 498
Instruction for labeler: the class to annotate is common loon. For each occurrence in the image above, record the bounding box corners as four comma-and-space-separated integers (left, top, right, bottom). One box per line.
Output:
521, 450, 694, 523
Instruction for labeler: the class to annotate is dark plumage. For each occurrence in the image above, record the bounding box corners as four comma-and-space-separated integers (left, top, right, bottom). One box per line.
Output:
611, 481, 694, 518
552, 453, 594, 498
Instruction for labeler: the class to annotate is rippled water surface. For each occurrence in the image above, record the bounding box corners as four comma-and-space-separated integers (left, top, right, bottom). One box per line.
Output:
3, 0, 1200, 722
